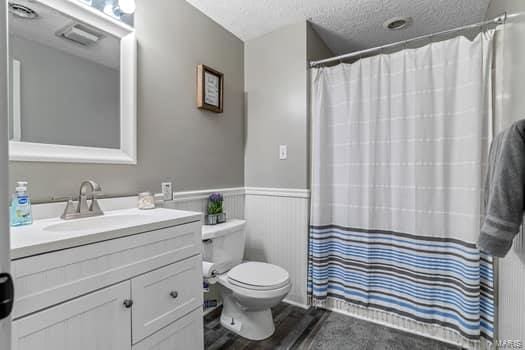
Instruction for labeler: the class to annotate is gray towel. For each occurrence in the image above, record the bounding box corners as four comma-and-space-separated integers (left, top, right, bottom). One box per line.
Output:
479, 119, 525, 257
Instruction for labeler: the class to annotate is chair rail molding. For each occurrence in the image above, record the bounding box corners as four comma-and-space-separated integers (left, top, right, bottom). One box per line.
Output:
244, 187, 310, 198
171, 187, 245, 202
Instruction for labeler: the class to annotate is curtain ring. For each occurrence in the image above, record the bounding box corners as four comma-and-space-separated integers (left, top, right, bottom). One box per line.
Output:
495, 13, 507, 26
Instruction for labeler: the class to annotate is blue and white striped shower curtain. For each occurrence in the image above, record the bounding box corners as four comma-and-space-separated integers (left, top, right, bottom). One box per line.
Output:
309, 32, 495, 349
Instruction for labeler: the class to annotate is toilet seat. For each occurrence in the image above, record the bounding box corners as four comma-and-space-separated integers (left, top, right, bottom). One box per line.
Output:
227, 262, 290, 291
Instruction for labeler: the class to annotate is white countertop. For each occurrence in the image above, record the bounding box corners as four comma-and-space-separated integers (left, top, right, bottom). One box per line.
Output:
11, 208, 202, 260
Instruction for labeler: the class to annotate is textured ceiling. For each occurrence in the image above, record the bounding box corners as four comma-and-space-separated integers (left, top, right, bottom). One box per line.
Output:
185, 0, 491, 55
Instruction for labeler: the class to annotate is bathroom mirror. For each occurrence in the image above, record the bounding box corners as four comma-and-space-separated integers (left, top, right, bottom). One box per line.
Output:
8, 0, 137, 164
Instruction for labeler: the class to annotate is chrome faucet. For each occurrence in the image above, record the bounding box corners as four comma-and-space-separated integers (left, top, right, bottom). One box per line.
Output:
61, 180, 104, 220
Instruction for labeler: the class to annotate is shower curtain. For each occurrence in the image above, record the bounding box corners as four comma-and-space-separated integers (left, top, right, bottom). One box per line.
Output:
309, 32, 495, 349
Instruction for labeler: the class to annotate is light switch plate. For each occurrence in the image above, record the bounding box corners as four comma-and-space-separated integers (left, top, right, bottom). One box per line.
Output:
161, 182, 173, 201
279, 145, 287, 160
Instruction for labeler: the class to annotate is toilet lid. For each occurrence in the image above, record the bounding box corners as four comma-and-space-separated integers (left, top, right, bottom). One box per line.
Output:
227, 262, 290, 290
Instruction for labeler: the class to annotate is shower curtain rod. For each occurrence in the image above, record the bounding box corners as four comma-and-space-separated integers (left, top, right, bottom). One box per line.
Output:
310, 11, 522, 68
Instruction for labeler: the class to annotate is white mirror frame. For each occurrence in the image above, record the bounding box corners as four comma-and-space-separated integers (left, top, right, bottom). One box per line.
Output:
9, 0, 137, 164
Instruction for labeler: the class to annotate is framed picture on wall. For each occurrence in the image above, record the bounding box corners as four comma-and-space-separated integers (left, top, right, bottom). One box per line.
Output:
197, 64, 224, 113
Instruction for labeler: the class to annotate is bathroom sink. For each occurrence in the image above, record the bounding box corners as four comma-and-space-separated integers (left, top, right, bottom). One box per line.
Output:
43, 214, 144, 232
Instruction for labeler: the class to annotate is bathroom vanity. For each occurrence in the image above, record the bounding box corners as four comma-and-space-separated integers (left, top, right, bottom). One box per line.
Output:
10, 208, 204, 350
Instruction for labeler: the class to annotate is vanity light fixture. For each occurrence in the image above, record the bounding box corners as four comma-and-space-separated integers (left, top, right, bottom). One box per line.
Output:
118, 0, 136, 14
103, 1, 119, 19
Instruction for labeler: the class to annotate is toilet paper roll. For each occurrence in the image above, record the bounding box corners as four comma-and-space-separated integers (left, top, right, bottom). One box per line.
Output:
202, 261, 218, 279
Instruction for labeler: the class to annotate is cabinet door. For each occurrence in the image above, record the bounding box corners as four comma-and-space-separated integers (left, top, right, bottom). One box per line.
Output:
12, 281, 132, 350
131, 255, 202, 343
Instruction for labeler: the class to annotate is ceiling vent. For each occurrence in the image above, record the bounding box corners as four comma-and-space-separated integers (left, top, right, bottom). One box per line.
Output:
383, 17, 412, 30
56, 22, 105, 46
8, 3, 38, 19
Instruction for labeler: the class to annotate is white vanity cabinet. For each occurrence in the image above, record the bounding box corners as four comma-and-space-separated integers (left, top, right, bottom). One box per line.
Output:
10, 210, 204, 350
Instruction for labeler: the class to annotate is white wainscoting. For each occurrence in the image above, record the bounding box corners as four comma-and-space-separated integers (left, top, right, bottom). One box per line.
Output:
165, 187, 245, 220
244, 187, 310, 307
497, 228, 525, 343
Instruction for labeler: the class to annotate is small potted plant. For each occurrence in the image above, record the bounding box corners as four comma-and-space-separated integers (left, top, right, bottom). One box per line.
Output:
207, 192, 226, 225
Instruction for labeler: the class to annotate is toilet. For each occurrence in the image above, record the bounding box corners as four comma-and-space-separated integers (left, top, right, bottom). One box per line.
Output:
202, 219, 292, 340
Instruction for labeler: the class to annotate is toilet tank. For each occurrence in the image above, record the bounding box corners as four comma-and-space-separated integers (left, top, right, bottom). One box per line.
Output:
202, 219, 246, 274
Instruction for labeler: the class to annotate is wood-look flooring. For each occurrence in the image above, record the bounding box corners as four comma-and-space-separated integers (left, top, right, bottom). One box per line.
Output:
204, 303, 462, 350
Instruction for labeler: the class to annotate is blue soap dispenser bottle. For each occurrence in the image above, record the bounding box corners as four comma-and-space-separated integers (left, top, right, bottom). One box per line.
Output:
10, 181, 33, 227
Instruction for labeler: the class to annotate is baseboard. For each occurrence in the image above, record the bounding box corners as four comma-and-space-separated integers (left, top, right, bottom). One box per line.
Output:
283, 298, 310, 310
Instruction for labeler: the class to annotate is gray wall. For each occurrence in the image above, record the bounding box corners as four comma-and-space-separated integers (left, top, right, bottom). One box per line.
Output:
10, 35, 120, 149
307, 24, 333, 62
306, 24, 333, 188
486, 0, 523, 16
244, 22, 332, 189
244, 21, 308, 189
9, 0, 245, 202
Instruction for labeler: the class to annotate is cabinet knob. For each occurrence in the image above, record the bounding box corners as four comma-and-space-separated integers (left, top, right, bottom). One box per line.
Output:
170, 291, 179, 299
123, 299, 133, 308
